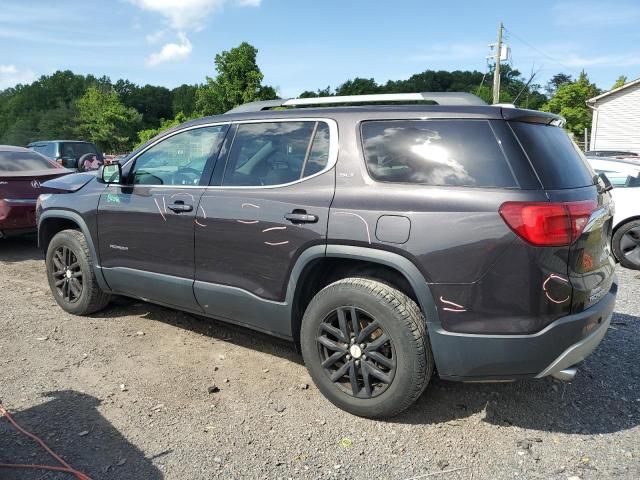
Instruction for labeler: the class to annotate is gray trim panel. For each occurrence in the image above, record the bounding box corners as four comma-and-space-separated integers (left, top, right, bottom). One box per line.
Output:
38, 209, 110, 291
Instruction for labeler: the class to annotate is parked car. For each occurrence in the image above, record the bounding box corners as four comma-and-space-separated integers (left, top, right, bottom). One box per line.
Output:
587, 156, 640, 269
587, 150, 638, 158
37, 93, 617, 418
28, 140, 103, 170
0, 146, 71, 238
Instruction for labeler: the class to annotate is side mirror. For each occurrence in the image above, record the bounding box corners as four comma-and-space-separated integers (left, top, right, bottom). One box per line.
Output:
99, 163, 122, 184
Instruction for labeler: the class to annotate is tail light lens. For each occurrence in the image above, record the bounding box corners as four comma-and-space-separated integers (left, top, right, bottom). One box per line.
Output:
55, 157, 64, 165
0, 199, 8, 221
499, 200, 597, 246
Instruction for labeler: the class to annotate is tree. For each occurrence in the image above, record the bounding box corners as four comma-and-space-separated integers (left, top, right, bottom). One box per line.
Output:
299, 86, 332, 98
545, 73, 573, 97
335, 78, 379, 96
137, 112, 188, 145
171, 84, 199, 117
612, 75, 627, 89
195, 42, 278, 115
76, 86, 142, 153
541, 72, 600, 136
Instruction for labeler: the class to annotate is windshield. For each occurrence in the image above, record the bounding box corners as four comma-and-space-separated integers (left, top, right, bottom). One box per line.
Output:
0, 150, 59, 172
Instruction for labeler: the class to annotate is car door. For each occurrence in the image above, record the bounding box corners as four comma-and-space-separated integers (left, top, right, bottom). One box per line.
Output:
193, 118, 337, 336
97, 123, 229, 310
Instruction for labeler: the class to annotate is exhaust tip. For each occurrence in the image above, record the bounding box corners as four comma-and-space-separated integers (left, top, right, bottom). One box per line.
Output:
552, 367, 577, 382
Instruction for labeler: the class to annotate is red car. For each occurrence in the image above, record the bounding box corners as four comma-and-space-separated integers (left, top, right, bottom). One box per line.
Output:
0, 145, 71, 238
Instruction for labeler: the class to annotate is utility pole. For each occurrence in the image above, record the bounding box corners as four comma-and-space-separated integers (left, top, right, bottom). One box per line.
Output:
492, 22, 503, 104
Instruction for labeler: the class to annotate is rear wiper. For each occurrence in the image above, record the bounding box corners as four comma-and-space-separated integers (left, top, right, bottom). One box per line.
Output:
595, 173, 613, 193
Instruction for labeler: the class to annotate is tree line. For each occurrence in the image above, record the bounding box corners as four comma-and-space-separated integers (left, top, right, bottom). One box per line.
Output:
0, 41, 618, 153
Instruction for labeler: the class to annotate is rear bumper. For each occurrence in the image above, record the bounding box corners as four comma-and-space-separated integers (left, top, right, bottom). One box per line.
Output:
0, 199, 37, 235
430, 275, 617, 381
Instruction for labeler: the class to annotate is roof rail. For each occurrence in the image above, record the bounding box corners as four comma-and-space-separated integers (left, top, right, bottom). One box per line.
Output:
225, 92, 486, 113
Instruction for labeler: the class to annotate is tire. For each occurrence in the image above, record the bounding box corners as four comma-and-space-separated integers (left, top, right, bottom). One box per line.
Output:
46, 229, 111, 315
300, 277, 433, 418
612, 219, 640, 270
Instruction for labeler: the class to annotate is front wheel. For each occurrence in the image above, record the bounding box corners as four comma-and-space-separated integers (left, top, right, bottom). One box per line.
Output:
46, 229, 111, 315
300, 277, 433, 418
612, 219, 640, 270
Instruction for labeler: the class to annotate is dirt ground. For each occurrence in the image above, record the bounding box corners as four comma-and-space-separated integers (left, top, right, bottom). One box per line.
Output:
1, 235, 639, 480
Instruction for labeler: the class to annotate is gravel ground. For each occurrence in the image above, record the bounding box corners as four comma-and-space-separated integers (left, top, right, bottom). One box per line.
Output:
0, 235, 639, 480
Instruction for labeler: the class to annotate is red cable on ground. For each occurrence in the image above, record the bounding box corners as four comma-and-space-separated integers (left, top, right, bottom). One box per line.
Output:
0, 403, 93, 480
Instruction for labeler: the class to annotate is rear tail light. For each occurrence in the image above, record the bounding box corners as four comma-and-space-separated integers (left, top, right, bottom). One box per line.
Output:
55, 157, 63, 165
0, 199, 8, 221
499, 200, 597, 246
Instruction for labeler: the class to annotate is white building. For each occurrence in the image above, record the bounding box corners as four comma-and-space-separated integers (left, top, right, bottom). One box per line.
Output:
587, 77, 640, 154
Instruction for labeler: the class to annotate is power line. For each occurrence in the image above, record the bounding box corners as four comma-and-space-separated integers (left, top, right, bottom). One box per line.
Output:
502, 26, 581, 74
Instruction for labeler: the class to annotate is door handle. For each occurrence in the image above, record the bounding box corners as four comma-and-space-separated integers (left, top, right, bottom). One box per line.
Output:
285, 210, 318, 224
167, 201, 193, 213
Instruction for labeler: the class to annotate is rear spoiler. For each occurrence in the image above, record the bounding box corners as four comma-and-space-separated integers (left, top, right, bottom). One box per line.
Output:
501, 107, 565, 127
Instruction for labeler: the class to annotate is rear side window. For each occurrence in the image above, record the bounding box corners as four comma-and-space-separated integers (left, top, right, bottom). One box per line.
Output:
0, 151, 58, 172
222, 121, 331, 187
361, 120, 517, 188
509, 122, 594, 189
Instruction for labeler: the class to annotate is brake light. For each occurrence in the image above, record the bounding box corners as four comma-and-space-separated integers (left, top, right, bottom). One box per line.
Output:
499, 200, 597, 246
0, 199, 8, 221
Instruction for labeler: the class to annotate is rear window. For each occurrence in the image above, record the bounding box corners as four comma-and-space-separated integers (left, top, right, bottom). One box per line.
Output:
509, 122, 594, 189
361, 120, 518, 188
0, 151, 58, 172
61, 142, 98, 159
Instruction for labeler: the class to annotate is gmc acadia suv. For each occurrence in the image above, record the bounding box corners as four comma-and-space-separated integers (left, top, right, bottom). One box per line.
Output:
37, 92, 617, 418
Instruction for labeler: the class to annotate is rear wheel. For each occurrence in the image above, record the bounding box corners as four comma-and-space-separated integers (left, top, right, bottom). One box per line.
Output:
300, 277, 433, 418
612, 220, 640, 270
46, 229, 111, 315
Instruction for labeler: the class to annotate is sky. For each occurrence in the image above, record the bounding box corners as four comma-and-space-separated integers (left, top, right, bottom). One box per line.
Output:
1, 0, 640, 96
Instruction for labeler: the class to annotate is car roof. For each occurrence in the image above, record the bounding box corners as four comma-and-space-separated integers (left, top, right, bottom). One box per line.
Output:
180, 104, 559, 127
587, 156, 640, 167
27, 140, 94, 145
0, 145, 32, 152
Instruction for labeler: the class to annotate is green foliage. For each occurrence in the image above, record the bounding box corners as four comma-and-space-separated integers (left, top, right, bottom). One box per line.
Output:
76, 86, 142, 153
137, 112, 188, 146
612, 75, 627, 89
299, 86, 332, 98
0, 41, 610, 154
115, 80, 173, 129
195, 42, 278, 115
545, 73, 573, 96
542, 72, 600, 136
171, 84, 199, 117
294, 65, 546, 110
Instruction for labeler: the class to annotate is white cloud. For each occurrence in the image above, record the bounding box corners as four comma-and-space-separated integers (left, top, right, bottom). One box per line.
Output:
552, 1, 640, 26
129, 0, 261, 31
146, 33, 193, 67
145, 29, 166, 44
561, 53, 640, 68
0, 64, 37, 89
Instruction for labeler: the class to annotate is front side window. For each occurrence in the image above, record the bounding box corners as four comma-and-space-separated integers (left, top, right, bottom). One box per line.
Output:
361, 120, 517, 188
131, 125, 227, 186
222, 121, 331, 187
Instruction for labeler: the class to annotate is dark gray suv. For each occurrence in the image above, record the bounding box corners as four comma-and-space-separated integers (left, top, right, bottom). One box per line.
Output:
37, 93, 617, 418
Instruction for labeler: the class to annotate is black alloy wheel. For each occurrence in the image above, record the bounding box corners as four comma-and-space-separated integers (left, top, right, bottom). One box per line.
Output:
51, 245, 84, 303
619, 226, 640, 268
317, 306, 396, 399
